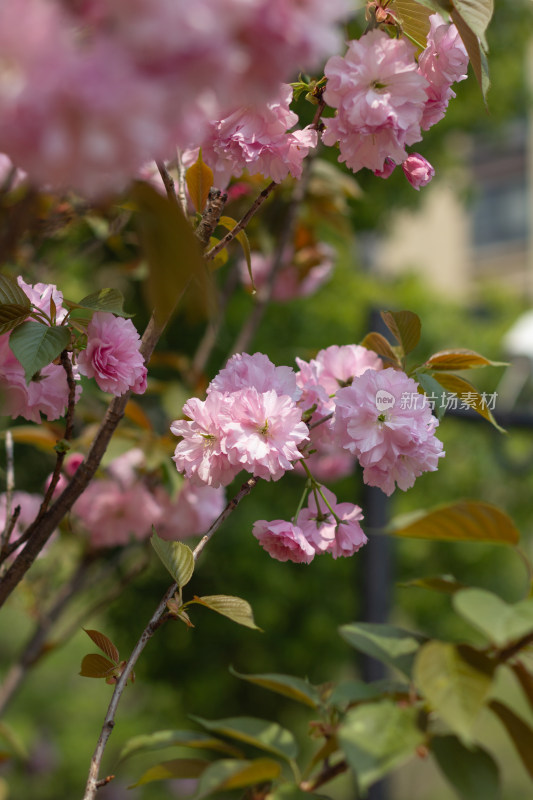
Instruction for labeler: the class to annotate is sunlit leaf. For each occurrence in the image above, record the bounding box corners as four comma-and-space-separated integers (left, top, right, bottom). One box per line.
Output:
9, 321, 70, 382
229, 668, 319, 709
191, 595, 261, 630
2, 425, 58, 450
431, 735, 501, 800
360, 332, 400, 366
489, 700, 533, 779
190, 716, 298, 762
424, 349, 505, 371
64, 288, 130, 318
452, 0, 493, 49
83, 629, 119, 664
380, 310, 421, 356
390, 0, 435, 49
217, 216, 253, 289
129, 758, 209, 788
119, 730, 243, 763
79, 653, 117, 678
151, 531, 194, 588
185, 151, 214, 213
195, 758, 282, 798
131, 181, 207, 326
453, 589, 533, 649
414, 642, 494, 742
339, 700, 424, 793
387, 501, 520, 544
339, 622, 425, 678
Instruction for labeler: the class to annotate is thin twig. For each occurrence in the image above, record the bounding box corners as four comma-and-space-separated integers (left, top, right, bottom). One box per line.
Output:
300, 759, 349, 793
205, 181, 277, 261
175, 149, 188, 216
39, 351, 77, 517
156, 161, 179, 207
1, 431, 14, 551
81, 475, 259, 799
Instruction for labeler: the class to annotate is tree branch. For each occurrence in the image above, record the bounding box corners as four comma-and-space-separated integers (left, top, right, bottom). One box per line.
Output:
204, 181, 277, 261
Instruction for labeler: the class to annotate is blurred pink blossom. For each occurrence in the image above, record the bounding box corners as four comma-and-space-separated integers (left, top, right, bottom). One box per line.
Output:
252, 519, 315, 564
77, 312, 147, 396
238, 244, 334, 302
155, 481, 225, 541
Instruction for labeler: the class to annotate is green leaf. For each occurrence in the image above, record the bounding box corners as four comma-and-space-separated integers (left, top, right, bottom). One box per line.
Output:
131, 181, 208, 326
452, 0, 493, 49
451, 7, 490, 97
186, 151, 214, 214
83, 629, 119, 664
338, 700, 425, 793
64, 288, 130, 318
424, 348, 505, 371
414, 641, 494, 742
151, 531, 194, 588
453, 589, 533, 649
229, 668, 320, 709
432, 372, 504, 431
489, 700, 533, 779
380, 310, 421, 356
119, 729, 243, 763
129, 758, 209, 788
414, 371, 448, 420
79, 653, 117, 678
9, 321, 70, 382
359, 332, 400, 367
195, 758, 282, 798
328, 679, 411, 707
0, 275, 31, 307
0, 304, 31, 336
217, 216, 253, 289
431, 735, 502, 800
191, 595, 261, 630
387, 501, 520, 545
510, 661, 533, 713
398, 575, 466, 594
190, 716, 298, 762
339, 622, 425, 678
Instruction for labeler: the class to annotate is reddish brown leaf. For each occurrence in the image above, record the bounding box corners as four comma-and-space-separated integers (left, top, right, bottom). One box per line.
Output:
79, 653, 117, 679
83, 629, 120, 664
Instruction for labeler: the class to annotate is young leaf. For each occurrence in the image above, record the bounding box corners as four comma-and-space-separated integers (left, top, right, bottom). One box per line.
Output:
414, 641, 494, 743
185, 151, 214, 213
380, 310, 421, 356
151, 531, 194, 588
119, 730, 244, 763
229, 668, 319, 709
489, 700, 533, 779
432, 371, 504, 431
0, 275, 31, 308
339, 622, 425, 678
0, 304, 32, 336
195, 758, 282, 799
64, 288, 130, 318
359, 332, 400, 366
414, 371, 448, 420
129, 757, 209, 788
83, 629, 119, 664
9, 321, 70, 382
431, 735, 502, 800
79, 653, 117, 679
452, 589, 533, 649
424, 348, 505, 371
190, 716, 298, 761
338, 700, 425, 793
387, 500, 520, 545
218, 216, 253, 288
389, 0, 434, 50
191, 595, 261, 630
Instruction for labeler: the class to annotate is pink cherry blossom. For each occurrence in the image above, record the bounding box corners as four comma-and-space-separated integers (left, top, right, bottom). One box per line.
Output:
171, 392, 240, 488
208, 352, 301, 401
155, 481, 225, 541
77, 312, 147, 397
402, 153, 435, 190
334, 368, 445, 495
224, 388, 309, 481
17, 277, 67, 323
418, 14, 468, 130
252, 519, 315, 564
200, 84, 317, 188
322, 30, 429, 174
298, 487, 366, 559
0, 333, 79, 423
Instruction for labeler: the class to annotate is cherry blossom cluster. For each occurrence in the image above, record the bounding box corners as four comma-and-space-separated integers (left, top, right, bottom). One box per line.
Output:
0, 0, 349, 195
322, 15, 469, 185
0, 279, 147, 423
170, 347, 445, 562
